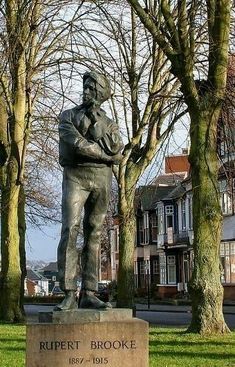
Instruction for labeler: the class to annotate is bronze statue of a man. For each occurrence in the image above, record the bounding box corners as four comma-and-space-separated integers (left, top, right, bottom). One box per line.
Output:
55, 71, 122, 311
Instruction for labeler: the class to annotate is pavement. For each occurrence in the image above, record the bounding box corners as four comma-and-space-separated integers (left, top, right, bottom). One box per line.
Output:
135, 301, 235, 314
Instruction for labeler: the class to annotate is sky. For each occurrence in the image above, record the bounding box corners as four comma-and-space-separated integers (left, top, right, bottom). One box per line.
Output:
26, 223, 61, 262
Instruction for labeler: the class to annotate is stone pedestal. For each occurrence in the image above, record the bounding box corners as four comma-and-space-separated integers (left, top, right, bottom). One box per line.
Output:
39, 308, 133, 324
26, 309, 149, 367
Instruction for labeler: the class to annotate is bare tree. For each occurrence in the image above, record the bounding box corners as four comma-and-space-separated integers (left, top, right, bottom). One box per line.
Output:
0, 0, 88, 322
126, 0, 232, 334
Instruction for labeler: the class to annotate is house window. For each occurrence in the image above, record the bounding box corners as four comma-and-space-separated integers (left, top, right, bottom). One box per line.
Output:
140, 261, 145, 274
143, 212, 149, 244
165, 205, 174, 229
220, 242, 235, 284
159, 255, 166, 284
165, 205, 174, 215
151, 212, 157, 227
167, 255, 176, 284
165, 205, 174, 243
138, 217, 144, 244
151, 212, 158, 241
219, 179, 232, 215
220, 192, 232, 215
158, 206, 164, 234
181, 199, 186, 230
188, 195, 193, 229
152, 259, 159, 275
138, 212, 149, 245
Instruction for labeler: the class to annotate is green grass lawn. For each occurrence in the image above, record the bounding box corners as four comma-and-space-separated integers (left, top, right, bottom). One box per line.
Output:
150, 328, 235, 367
0, 324, 25, 367
0, 324, 234, 366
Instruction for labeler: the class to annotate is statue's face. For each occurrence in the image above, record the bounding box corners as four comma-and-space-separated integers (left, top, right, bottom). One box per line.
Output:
83, 78, 97, 104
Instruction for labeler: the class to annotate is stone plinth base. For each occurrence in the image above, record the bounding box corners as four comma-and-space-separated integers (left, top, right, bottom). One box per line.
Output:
26, 318, 149, 367
39, 308, 133, 324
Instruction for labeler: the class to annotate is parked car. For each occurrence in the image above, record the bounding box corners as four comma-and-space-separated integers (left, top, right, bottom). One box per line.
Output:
94, 282, 109, 302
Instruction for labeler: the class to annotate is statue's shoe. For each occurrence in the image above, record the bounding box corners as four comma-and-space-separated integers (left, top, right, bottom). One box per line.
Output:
79, 292, 112, 309
54, 293, 77, 311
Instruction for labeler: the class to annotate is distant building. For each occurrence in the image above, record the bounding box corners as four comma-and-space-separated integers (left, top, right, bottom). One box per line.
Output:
40, 261, 59, 294
39, 261, 81, 293
134, 151, 190, 298
25, 269, 49, 296
154, 177, 193, 298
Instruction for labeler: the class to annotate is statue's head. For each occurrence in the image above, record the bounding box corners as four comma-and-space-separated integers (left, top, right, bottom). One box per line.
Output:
83, 71, 111, 105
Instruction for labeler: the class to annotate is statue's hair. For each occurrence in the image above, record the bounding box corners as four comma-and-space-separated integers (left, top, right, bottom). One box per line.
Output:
83, 71, 111, 103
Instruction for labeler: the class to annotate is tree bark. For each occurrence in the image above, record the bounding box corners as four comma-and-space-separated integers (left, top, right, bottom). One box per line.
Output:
0, 0, 28, 322
19, 185, 26, 316
0, 90, 23, 322
188, 108, 229, 334
0, 158, 23, 322
117, 193, 136, 309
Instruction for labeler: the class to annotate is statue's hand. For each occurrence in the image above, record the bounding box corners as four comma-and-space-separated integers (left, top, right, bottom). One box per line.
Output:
100, 151, 122, 164
110, 152, 123, 164
89, 120, 106, 140
86, 106, 104, 125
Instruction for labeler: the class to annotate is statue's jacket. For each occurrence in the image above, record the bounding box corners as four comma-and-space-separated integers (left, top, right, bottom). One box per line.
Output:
59, 105, 122, 167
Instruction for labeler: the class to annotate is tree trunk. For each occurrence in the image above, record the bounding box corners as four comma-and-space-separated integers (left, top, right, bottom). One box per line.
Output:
188, 110, 229, 334
0, 158, 23, 322
0, 88, 24, 322
117, 192, 136, 309
0, 1, 28, 320
19, 185, 26, 315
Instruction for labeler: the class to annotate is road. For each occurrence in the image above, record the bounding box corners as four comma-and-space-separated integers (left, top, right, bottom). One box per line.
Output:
136, 310, 235, 329
24, 304, 235, 329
